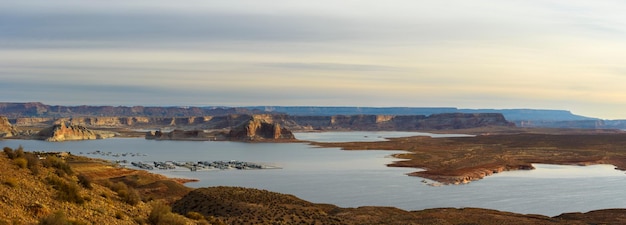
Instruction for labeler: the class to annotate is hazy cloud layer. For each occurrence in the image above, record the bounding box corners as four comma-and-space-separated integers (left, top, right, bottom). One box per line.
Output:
2, 0, 626, 118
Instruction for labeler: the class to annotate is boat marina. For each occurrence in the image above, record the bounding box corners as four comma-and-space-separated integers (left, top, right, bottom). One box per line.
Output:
130, 160, 280, 171
80, 150, 148, 158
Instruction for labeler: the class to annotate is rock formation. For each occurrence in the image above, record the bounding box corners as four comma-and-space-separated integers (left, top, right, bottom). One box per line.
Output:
0, 102, 260, 118
227, 118, 296, 141
7, 113, 514, 132
0, 116, 16, 137
36, 122, 115, 142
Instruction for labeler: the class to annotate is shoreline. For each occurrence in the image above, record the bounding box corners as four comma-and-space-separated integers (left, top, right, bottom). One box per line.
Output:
313, 131, 626, 185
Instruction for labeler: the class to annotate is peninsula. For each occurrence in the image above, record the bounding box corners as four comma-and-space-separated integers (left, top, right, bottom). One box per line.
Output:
315, 127, 626, 184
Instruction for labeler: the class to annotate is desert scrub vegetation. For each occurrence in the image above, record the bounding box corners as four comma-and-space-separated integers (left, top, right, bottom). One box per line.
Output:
38, 211, 87, 225
172, 187, 345, 225
3, 146, 16, 159
42, 155, 73, 177
4, 146, 39, 174
185, 212, 218, 225
4, 146, 66, 176
46, 176, 85, 204
148, 201, 188, 225
14, 157, 28, 169
77, 174, 92, 189
105, 181, 141, 205
3, 177, 18, 188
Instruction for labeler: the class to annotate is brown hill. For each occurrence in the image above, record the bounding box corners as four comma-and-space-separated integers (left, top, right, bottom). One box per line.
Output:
0, 147, 196, 224
172, 186, 626, 225
172, 186, 345, 224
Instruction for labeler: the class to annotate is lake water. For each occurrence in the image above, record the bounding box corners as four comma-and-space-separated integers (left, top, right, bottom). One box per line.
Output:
2, 131, 625, 217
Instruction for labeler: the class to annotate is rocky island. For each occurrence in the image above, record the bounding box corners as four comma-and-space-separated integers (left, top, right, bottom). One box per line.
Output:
35, 122, 116, 142
144, 117, 297, 142
226, 117, 296, 141
315, 128, 626, 185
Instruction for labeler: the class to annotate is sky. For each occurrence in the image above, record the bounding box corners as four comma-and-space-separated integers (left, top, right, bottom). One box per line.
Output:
2, 1, 626, 119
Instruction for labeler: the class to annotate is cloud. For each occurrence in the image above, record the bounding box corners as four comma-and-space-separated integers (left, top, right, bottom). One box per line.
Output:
2, 0, 626, 118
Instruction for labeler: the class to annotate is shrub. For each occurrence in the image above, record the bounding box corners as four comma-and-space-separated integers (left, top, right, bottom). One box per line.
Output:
108, 181, 127, 193
77, 174, 92, 189
38, 211, 69, 225
107, 181, 141, 205
14, 157, 28, 169
3, 178, 18, 188
57, 182, 85, 204
38, 211, 86, 225
185, 211, 205, 220
46, 176, 85, 204
3, 147, 15, 159
15, 146, 25, 158
148, 201, 187, 225
120, 187, 141, 206
43, 156, 73, 177
25, 153, 41, 175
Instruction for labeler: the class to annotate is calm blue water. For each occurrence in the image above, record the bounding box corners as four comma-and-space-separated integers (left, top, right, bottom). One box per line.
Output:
294, 131, 474, 142
1, 131, 625, 217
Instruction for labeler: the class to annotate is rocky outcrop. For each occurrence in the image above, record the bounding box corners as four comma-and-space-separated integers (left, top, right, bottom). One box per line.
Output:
12, 117, 54, 127
283, 113, 513, 131
227, 118, 296, 141
0, 116, 16, 137
36, 123, 116, 142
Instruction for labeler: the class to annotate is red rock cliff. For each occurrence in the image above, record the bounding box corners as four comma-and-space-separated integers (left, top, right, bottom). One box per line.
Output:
227, 118, 295, 141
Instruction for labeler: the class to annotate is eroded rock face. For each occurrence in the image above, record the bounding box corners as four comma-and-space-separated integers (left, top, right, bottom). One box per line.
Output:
227, 118, 295, 141
36, 123, 115, 142
6, 113, 514, 132
0, 116, 16, 137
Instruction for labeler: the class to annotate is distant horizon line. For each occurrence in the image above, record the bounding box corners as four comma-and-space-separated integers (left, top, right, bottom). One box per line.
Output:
0, 101, 574, 111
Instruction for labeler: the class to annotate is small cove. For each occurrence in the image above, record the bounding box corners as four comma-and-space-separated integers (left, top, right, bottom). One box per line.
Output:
1, 131, 625, 216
